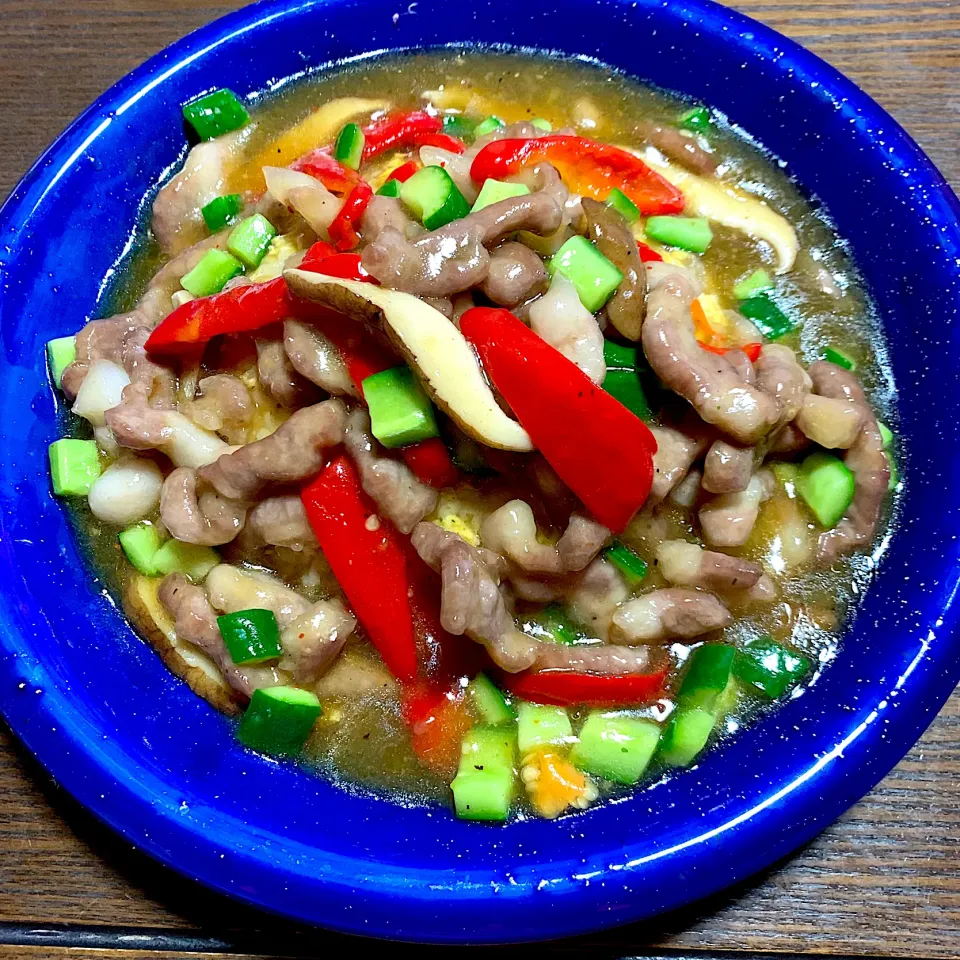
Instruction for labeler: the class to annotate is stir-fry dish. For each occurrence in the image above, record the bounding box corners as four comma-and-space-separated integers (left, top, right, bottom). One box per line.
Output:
46, 54, 898, 822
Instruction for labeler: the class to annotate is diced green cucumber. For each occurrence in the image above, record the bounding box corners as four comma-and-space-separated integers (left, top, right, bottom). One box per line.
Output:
878, 422, 894, 449
217, 608, 283, 665
605, 187, 640, 224
151, 539, 220, 582
468, 673, 515, 726
548, 236, 624, 312
734, 636, 811, 699
570, 712, 661, 784
180, 249, 243, 297
772, 462, 800, 498
677, 644, 736, 712
604, 369, 652, 421
201, 194, 243, 231
796, 452, 855, 528
48, 439, 101, 496
517, 702, 573, 755
118, 523, 162, 575
183, 88, 250, 141
376, 179, 402, 198
361, 366, 439, 448
442, 114, 477, 140
738, 294, 795, 339
530, 117, 552, 132
400, 165, 470, 230
237, 686, 322, 756
452, 725, 517, 821
333, 122, 365, 170
519, 604, 584, 645
227, 214, 277, 271
471, 178, 530, 213
659, 706, 717, 767
473, 116, 505, 138
644, 216, 713, 254
678, 105, 712, 132
46, 336, 76, 388
823, 346, 857, 371
604, 541, 648, 586
733, 268, 772, 300
603, 340, 638, 370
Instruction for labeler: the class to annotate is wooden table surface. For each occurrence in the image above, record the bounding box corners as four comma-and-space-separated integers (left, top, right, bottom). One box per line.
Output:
2, 1, 959, 957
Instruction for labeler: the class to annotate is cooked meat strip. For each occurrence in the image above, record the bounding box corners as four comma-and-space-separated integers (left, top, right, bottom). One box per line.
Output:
480, 242, 548, 307
669, 466, 703, 508
699, 469, 774, 547
770, 422, 812, 455
556, 514, 611, 573
565, 557, 629, 643
702, 439, 754, 494
185, 374, 253, 440
410, 522, 538, 673
160, 467, 248, 546
581, 197, 646, 340
359, 194, 421, 243
753, 343, 812, 426
642, 269, 779, 443
255, 336, 322, 408
284, 319, 359, 397
807, 361, 891, 562
724, 348, 756, 385
649, 423, 710, 504
656, 540, 763, 592
157, 574, 284, 698
342, 407, 437, 534
119, 327, 177, 409
611, 588, 732, 643
795, 393, 863, 449
206, 563, 310, 623
423, 296, 455, 318
638, 121, 719, 175
531, 641, 664, 676
199, 399, 347, 502
481, 500, 564, 575
246, 495, 317, 551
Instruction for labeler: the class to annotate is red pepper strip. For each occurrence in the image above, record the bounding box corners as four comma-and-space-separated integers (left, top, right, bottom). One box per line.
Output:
470, 136, 684, 216
402, 686, 473, 776
362, 110, 443, 161
299, 240, 337, 269
301, 456, 419, 683
637, 241, 663, 263
701, 341, 763, 363
328, 182, 374, 251
290, 148, 364, 195
309, 251, 378, 283
498, 665, 669, 707
400, 437, 460, 489
416, 132, 466, 154
385, 160, 420, 183
460, 307, 657, 533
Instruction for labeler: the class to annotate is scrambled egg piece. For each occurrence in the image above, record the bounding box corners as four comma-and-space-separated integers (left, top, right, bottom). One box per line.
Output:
430, 492, 486, 547
248, 229, 311, 283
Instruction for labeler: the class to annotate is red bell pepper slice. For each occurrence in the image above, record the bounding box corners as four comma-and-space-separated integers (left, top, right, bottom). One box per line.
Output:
290, 148, 364, 195
470, 135, 684, 215
384, 160, 420, 183
460, 307, 656, 533
498, 665, 668, 707
327, 182, 374, 251
701, 341, 763, 363
301, 456, 419, 683
362, 110, 443, 161
637, 241, 663, 263
402, 685, 473, 776
308, 251, 377, 283
298, 240, 337, 269
416, 132, 466, 154
400, 437, 460, 489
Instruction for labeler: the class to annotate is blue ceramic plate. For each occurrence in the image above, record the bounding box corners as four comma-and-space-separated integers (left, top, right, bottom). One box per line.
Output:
1, 0, 959, 944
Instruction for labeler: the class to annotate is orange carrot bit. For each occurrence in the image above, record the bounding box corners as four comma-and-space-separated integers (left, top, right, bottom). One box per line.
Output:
521, 749, 598, 819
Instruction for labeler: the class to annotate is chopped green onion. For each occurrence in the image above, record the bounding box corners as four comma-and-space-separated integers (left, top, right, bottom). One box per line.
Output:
547, 235, 624, 312
361, 366, 440, 448
823, 346, 857, 371
227, 214, 277, 270
183, 88, 250, 141
46, 336, 76, 388
118, 523, 162, 575
734, 636, 811, 699
201, 194, 243, 231
603, 369, 651, 421
151, 540, 220, 582
738, 294, 796, 340
530, 117, 552, 132
473, 116, 505, 138
659, 707, 716, 767
878, 422, 898, 490
677, 644, 736, 712
48, 439, 101, 496
604, 541, 648, 586
333, 122, 365, 170
878, 421, 894, 449
733, 268, 772, 300
603, 340, 638, 371
442, 114, 477, 140
237, 686, 322, 756
796, 452, 855, 528
520, 604, 584, 645
376, 179, 402, 198
645, 216, 713, 254
605, 187, 640, 224
217, 608, 283, 665
471, 178, 530, 213
571, 712, 661, 784
180, 249, 243, 297
678, 105, 712, 132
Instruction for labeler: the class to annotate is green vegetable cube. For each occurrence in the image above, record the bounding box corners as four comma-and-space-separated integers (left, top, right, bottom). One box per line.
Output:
442, 114, 477, 140
183, 88, 250, 141
467, 673, 515, 726
878, 421, 894, 449
333, 122, 365, 170
376, 179, 402, 198
362, 366, 439, 448
678, 105, 712, 132
451, 768, 515, 821
237, 686, 321, 756
530, 117, 552, 132
738, 294, 795, 339
460, 726, 516, 771
473, 116, 505, 138
734, 636, 811, 699
644, 216, 713, 254
659, 706, 716, 767
603, 339, 638, 371
796, 452, 855, 528
471, 178, 531, 213
604, 541, 649, 586
517, 703, 573, 755
603, 369, 652, 421
400, 165, 470, 231
605, 187, 640, 224
677, 644, 736, 711
201, 194, 243, 231
548, 236, 624, 312
118, 523, 162, 575
217, 608, 283, 665
180, 249, 243, 298
151, 539, 220, 582
46, 336, 76, 388
227, 214, 277, 270
570, 713, 661, 784
48, 439, 101, 496
733, 268, 772, 300
823, 346, 857, 371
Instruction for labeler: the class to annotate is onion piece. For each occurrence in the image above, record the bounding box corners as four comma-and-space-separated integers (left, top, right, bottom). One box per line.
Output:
262, 166, 343, 236
72, 360, 130, 427
87, 457, 164, 525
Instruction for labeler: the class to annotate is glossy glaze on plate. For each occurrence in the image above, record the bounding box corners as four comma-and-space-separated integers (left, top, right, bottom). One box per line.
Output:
0, 0, 958, 943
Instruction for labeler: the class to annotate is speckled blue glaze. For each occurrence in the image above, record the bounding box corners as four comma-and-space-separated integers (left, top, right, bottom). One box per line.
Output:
0, 0, 958, 943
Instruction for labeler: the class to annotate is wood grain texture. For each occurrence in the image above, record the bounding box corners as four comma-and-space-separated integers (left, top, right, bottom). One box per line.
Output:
0, 1, 958, 957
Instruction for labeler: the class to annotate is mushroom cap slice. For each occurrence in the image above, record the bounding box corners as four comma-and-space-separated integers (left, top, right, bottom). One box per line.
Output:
284, 270, 535, 452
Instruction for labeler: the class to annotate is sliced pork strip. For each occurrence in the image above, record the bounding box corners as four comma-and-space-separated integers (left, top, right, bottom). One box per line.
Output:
255, 337, 322, 408
699, 469, 774, 548
770, 422, 812, 455
702, 439, 754, 494
669, 467, 703, 508
279, 600, 356, 683
795, 393, 863, 450
359, 194, 421, 242
284, 319, 359, 398
754, 343, 812, 425
481, 500, 564, 575
199, 398, 347, 502
531, 641, 665, 676
642, 270, 779, 444
246, 495, 317, 551
638, 121, 719, 175
724, 348, 756, 385
157, 574, 285, 699
480, 242, 548, 307
565, 558, 629, 643
611, 587, 732, 643
656, 540, 763, 592
160, 468, 248, 546
649, 423, 709, 504
205, 564, 311, 624
410, 522, 538, 673
556, 514, 611, 573
343, 408, 437, 534
807, 361, 891, 562
185, 374, 253, 440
